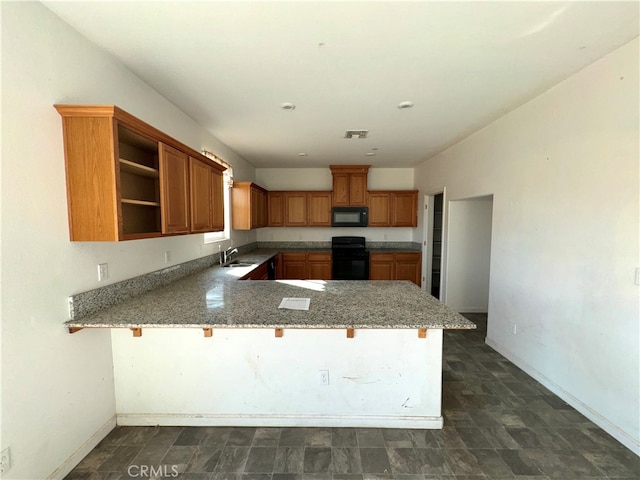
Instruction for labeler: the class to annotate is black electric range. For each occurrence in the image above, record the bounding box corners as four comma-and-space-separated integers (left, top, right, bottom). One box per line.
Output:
331, 236, 370, 280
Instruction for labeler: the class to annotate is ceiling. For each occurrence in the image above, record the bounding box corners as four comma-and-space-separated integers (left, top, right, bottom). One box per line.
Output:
43, 1, 639, 169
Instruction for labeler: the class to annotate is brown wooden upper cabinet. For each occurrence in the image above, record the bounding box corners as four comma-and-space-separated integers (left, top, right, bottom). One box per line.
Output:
54, 104, 225, 241
368, 190, 419, 227
307, 192, 332, 227
268, 191, 332, 227
189, 156, 224, 233
330, 165, 369, 206
284, 191, 308, 226
231, 182, 268, 230
267, 191, 284, 227
159, 144, 190, 234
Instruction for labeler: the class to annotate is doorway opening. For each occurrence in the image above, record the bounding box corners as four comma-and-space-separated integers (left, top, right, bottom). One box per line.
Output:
422, 190, 446, 300
446, 195, 493, 314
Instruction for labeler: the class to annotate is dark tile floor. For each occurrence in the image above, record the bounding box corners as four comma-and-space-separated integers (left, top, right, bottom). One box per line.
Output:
65, 314, 639, 480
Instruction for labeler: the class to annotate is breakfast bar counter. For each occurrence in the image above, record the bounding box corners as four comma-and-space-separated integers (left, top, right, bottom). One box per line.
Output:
65, 249, 475, 429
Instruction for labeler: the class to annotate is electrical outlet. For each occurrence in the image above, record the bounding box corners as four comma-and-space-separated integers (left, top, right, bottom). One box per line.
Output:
97, 263, 109, 282
511, 323, 517, 335
1, 447, 11, 473
164, 251, 171, 263
635, 267, 640, 286
319, 370, 330, 385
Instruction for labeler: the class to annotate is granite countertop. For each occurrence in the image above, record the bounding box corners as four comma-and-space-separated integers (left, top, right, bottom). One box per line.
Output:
66, 249, 475, 331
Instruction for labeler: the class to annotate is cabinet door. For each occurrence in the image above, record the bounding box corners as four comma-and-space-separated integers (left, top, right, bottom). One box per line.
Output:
250, 186, 268, 228
159, 143, 190, 234
250, 186, 261, 228
258, 188, 268, 227
284, 192, 307, 226
281, 253, 307, 279
189, 157, 213, 233
332, 174, 350, 206
231, 183, 251, 230
395, 252, 422, 286
349, 174, 367, 206
210, 168, 224, 232
268, 191, 284, 227
368, 192, 391, 227
392, 191, 418, 227
307, 192, 332, 226
307, 252, 332, 280
369, 253, 394, 280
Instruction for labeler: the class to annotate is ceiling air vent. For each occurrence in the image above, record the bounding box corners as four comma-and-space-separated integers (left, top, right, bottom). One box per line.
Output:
344, 130, 369, 139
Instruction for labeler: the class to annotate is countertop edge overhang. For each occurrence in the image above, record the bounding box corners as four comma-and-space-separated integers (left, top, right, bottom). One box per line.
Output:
65, 249, 476, 331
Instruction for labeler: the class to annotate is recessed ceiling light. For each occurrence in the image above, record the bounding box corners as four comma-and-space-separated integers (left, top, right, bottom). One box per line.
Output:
298, 153, 308, 157
281, 102, 296, 111
366, 152, 376, 156
398, 101, 414, 109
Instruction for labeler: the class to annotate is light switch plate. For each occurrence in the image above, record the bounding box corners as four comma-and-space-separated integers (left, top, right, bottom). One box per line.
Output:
98, 263, 109, 282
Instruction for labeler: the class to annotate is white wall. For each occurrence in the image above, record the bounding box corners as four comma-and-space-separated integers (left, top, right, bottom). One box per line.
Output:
415, 39, 639, 453
112, 328, 444, 429
446, 197, 493, 312
255, 167, 416, 243
0, 3, 254, 478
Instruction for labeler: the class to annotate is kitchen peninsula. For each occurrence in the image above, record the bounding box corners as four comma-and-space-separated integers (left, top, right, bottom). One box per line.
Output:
66, 249, 475, 429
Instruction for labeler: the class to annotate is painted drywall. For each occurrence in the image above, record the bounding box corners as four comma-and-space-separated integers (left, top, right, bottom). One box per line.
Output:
446, 197, 493, 312
414, 39, 640, 452
111, 328, 444, 428
255, 167, 416, 242
0, 3, 254, 478
255, 167, 414, 191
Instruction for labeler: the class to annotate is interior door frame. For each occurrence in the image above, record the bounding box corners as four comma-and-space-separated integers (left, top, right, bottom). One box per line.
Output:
421, 188, 447, 301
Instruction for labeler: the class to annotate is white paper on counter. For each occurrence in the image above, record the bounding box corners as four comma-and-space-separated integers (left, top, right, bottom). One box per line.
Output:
278, 298, 311, 310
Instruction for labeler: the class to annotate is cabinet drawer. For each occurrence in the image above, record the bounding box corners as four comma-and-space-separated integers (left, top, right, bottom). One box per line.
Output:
307, 252, 331, 262
370, 253, 395, 262
395, 253, 420, 262
281, 252, 307, 262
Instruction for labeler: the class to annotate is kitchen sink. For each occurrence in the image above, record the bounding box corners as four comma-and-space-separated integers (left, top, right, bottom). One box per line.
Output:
223, 261, 255, 268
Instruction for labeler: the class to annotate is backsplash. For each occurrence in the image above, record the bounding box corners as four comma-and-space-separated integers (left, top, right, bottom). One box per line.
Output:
68, 241, 420, 320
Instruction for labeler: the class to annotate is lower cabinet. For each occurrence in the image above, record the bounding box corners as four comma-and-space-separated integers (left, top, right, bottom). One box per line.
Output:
281, 253, 308, 279
307, 252, 333, 279
242, 262, 269, 280
279, 252, 332, 280
369, 252, 421, 286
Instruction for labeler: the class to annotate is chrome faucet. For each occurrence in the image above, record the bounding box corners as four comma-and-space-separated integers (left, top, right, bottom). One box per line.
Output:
221, 247, 238, 264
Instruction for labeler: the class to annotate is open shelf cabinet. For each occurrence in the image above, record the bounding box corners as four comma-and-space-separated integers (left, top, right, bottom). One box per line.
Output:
55, 105, 225, 241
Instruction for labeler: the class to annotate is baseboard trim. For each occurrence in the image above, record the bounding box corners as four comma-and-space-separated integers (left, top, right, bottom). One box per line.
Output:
486, 336, 639, 456
116, 413, 443, 429
47, 415, 117, 479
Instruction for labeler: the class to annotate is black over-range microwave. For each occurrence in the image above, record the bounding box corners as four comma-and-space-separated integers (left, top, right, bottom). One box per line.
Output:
331, 206, 368, 227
